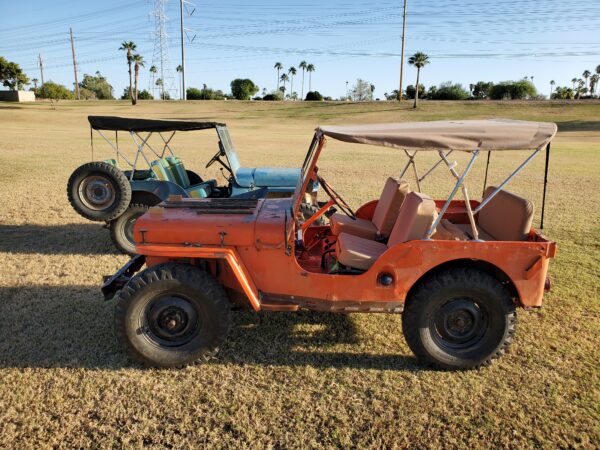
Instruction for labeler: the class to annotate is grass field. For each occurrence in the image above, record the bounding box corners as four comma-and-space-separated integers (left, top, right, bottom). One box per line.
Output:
0, 99, 598, 448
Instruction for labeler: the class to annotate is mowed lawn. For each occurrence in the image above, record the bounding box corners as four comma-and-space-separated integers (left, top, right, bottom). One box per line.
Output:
0, 100, 598, 448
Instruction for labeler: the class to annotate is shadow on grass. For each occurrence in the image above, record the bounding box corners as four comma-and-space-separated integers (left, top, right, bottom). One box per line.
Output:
0, 285, 419, 371
556, 120, 600, 132
0, 223, 118, 255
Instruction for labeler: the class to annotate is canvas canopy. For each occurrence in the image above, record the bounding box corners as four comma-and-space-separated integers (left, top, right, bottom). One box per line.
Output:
317, 119, 557, 152
88, 116, 224, 133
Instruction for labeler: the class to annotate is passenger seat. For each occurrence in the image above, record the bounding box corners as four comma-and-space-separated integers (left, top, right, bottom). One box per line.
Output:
335, 192, 437, 270
330, 177, 410, 240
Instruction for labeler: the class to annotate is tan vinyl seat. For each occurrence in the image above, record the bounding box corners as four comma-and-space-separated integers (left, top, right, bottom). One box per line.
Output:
456, 186, 534, 241
336, 192, 437, 270
330, 177, 409, 240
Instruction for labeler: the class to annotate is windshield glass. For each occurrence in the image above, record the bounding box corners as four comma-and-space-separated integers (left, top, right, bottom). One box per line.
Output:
216, 125, 240, 173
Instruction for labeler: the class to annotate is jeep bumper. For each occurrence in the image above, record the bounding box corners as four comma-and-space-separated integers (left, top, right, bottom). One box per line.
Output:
101, 254, 146, 300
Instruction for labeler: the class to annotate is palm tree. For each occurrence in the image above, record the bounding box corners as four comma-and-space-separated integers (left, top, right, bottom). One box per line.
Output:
408, 52, 429, 108
571, 78, 577, 90
299, 60, 307, 100
274, 62, 283, 90
370, 84, 375, 101
119, 41, 137, 102
469, 83, 474, 97
582, 70, 591, 91
288, 66, 297, 100
156, 78, 164, 99
32, 78, 38, 90
132, 54, 145, 105
280, 73, 289, 98
550, 80, 555, 97
149, 65, 157, 98
306, 63, 315, 92
176, 64, 183, 100
590, 74, 599, 97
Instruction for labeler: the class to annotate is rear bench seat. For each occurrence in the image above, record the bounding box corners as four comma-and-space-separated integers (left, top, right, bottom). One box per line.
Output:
150, 158, 216, 198
336, 192, 437, 270
454, 186, 534, 241
331, 177, 409, 240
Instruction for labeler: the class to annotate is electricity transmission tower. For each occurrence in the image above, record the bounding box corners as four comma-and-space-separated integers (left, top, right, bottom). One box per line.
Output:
150, 0, 177, 100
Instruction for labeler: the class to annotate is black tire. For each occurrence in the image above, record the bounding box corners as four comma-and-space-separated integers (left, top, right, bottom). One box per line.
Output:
300, 202, 326, 225
67, 162, 132, 221
402, 268, 516, 370
114, 263, 231, 368
109, 203, 149, 256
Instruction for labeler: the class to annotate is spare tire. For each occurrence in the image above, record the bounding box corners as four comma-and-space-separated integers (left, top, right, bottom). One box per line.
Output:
67, 162, 132, 222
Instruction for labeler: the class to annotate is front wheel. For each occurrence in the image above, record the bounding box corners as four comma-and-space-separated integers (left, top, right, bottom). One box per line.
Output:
109, 203, 149, 255
402, 268, 516, 370
114, 263, 231, 368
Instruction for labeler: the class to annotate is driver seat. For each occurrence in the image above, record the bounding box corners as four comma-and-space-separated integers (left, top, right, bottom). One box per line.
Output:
330, 177, 409, 240
335, 192, 437, 270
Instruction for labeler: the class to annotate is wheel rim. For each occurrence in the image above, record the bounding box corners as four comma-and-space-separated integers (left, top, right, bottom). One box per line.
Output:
78, 175, 116, 211
431, 298, 488, 351
145, 296, 201, 347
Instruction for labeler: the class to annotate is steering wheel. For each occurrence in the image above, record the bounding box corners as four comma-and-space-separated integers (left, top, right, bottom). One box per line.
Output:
317, 175, 356, 220
205, 149, 223, 168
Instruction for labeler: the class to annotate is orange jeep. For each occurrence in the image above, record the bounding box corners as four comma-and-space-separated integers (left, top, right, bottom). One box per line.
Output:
103, 119, 558, 370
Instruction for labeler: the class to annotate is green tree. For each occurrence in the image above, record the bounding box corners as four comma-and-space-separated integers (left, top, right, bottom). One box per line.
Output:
31, 78, 39, 90
37, 81, 74, 100
408, 52, 430, 108
186, 86, 225, 100
590, 74, 599, 97
119, 41, 137, 103
549, 80, 555, 98
299, 60, 307, 100
121, 88, 153, 100
306, 63, 315, 91
488, 80, 536, 100
132, 54, 145, 105
230, 78, 259, 100
176, 64, 183, 99
305, 90, 323, 101
428, 82, 469, 100
471, 81, 494, 99
79, 72, 114, 99
274, 62, 283, 90
0, 57, 29, 90
405, 84, 425, 100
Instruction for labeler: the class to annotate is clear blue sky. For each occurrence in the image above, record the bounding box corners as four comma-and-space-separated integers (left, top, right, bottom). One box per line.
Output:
1, 0, 598, 98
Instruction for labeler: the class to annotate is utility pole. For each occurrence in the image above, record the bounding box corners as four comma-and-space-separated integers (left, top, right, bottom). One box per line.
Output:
180, 0, 186, 100
38, 53, 45, 86
398, 0, 407, 101
70, 28, 80, 100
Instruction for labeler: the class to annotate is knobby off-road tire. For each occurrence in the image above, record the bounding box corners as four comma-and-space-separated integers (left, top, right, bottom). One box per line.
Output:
67, 162, 132, 222
402, 268, 516, 370
114, 263, 231, 368
109, 203, 149, 255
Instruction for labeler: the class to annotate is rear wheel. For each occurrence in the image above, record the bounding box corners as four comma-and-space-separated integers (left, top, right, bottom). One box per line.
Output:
109, 203, 149, 255
67, 162, 131, 221
402, 268, 516, 370
114, 263, 231, 368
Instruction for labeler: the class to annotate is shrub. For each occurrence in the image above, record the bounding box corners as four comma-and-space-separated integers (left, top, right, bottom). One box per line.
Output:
230, 78, 259, 100
405, 84, 425, 99
305, 91, 323, 101
428, 82, 470, 100
489, 80, 537, 100
36, 81, 75, 100
187, 87, 224, 100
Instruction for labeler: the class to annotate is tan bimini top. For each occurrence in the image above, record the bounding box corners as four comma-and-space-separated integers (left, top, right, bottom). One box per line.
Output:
317, 119, 557, 152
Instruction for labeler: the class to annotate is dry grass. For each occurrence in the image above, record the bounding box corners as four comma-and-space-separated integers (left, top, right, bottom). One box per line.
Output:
0, 99, 598, 449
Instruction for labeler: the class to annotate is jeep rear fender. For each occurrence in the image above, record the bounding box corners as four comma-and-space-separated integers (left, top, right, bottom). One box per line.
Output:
130, 180, 187, 202
138, 244, 261, 311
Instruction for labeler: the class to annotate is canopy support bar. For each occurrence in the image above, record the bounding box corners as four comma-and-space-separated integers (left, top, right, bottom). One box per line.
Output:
399, 150, 421, 192
540, 143, 550, 230
96, 129, 136, 169
426, 150, 480, 239
482, 151, 491, 197
473, 147, 542, 214
418, 150, 453, 183
129, 132, 153, 179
